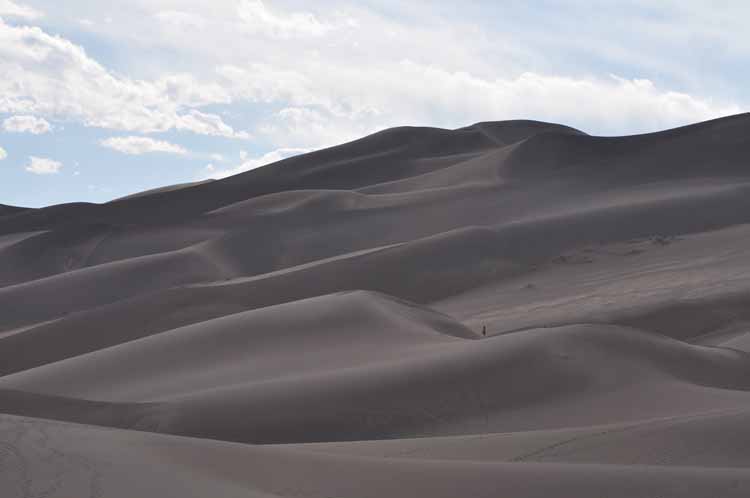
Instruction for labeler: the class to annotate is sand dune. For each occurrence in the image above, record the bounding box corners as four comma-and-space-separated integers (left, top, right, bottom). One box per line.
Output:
3, 322, 750, 445
3, 114, 750, 497
0, 204, 28, 218
4, 413, 750, 498
0, 291, 475, 400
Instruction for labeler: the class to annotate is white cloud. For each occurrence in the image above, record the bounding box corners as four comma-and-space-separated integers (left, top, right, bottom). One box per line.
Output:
155, 74, 231, 108
0, 145, 6, 160
237, 0, 332, 38
155, 10, 207, 30
0, 0, 42, 19
25, 156, 62, 174
201, 148, 310, 180
174, 110, 251, 139
2, 115, 52, 134
100, 136, 189, 155
0, 19, 249, 139
259, 106, 370, 150
369, 63, 741, 135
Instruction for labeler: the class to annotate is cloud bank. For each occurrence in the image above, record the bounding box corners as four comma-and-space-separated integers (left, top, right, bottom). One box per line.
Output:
0, 18, 249, 139
100, 136, 189, 155
0, 0, 42, 19
3, 115, 52, 134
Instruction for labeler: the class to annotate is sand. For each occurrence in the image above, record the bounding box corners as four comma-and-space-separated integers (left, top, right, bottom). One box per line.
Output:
2, 114, 750, 496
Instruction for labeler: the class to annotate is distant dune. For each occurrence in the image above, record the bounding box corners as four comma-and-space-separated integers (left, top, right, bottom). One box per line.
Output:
3, 114, 750, 497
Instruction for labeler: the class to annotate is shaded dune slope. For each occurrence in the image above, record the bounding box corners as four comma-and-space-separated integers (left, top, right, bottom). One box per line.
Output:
0, 204, 28, 218
4, 413, 750, 498
0, 291, 476, 401
2, 320, 750, 447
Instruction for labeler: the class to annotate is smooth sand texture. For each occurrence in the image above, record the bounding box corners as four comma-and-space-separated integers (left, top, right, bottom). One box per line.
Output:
3, 114, 750, 496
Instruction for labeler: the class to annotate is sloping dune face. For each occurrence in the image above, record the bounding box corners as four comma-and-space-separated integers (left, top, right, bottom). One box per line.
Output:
3, 115, 750, 497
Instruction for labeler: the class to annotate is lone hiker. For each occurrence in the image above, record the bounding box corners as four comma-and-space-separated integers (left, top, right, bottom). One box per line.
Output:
482, 325, 487, 337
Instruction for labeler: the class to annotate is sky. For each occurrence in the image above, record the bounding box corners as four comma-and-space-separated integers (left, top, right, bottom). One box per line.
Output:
0, 0, 747, 208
